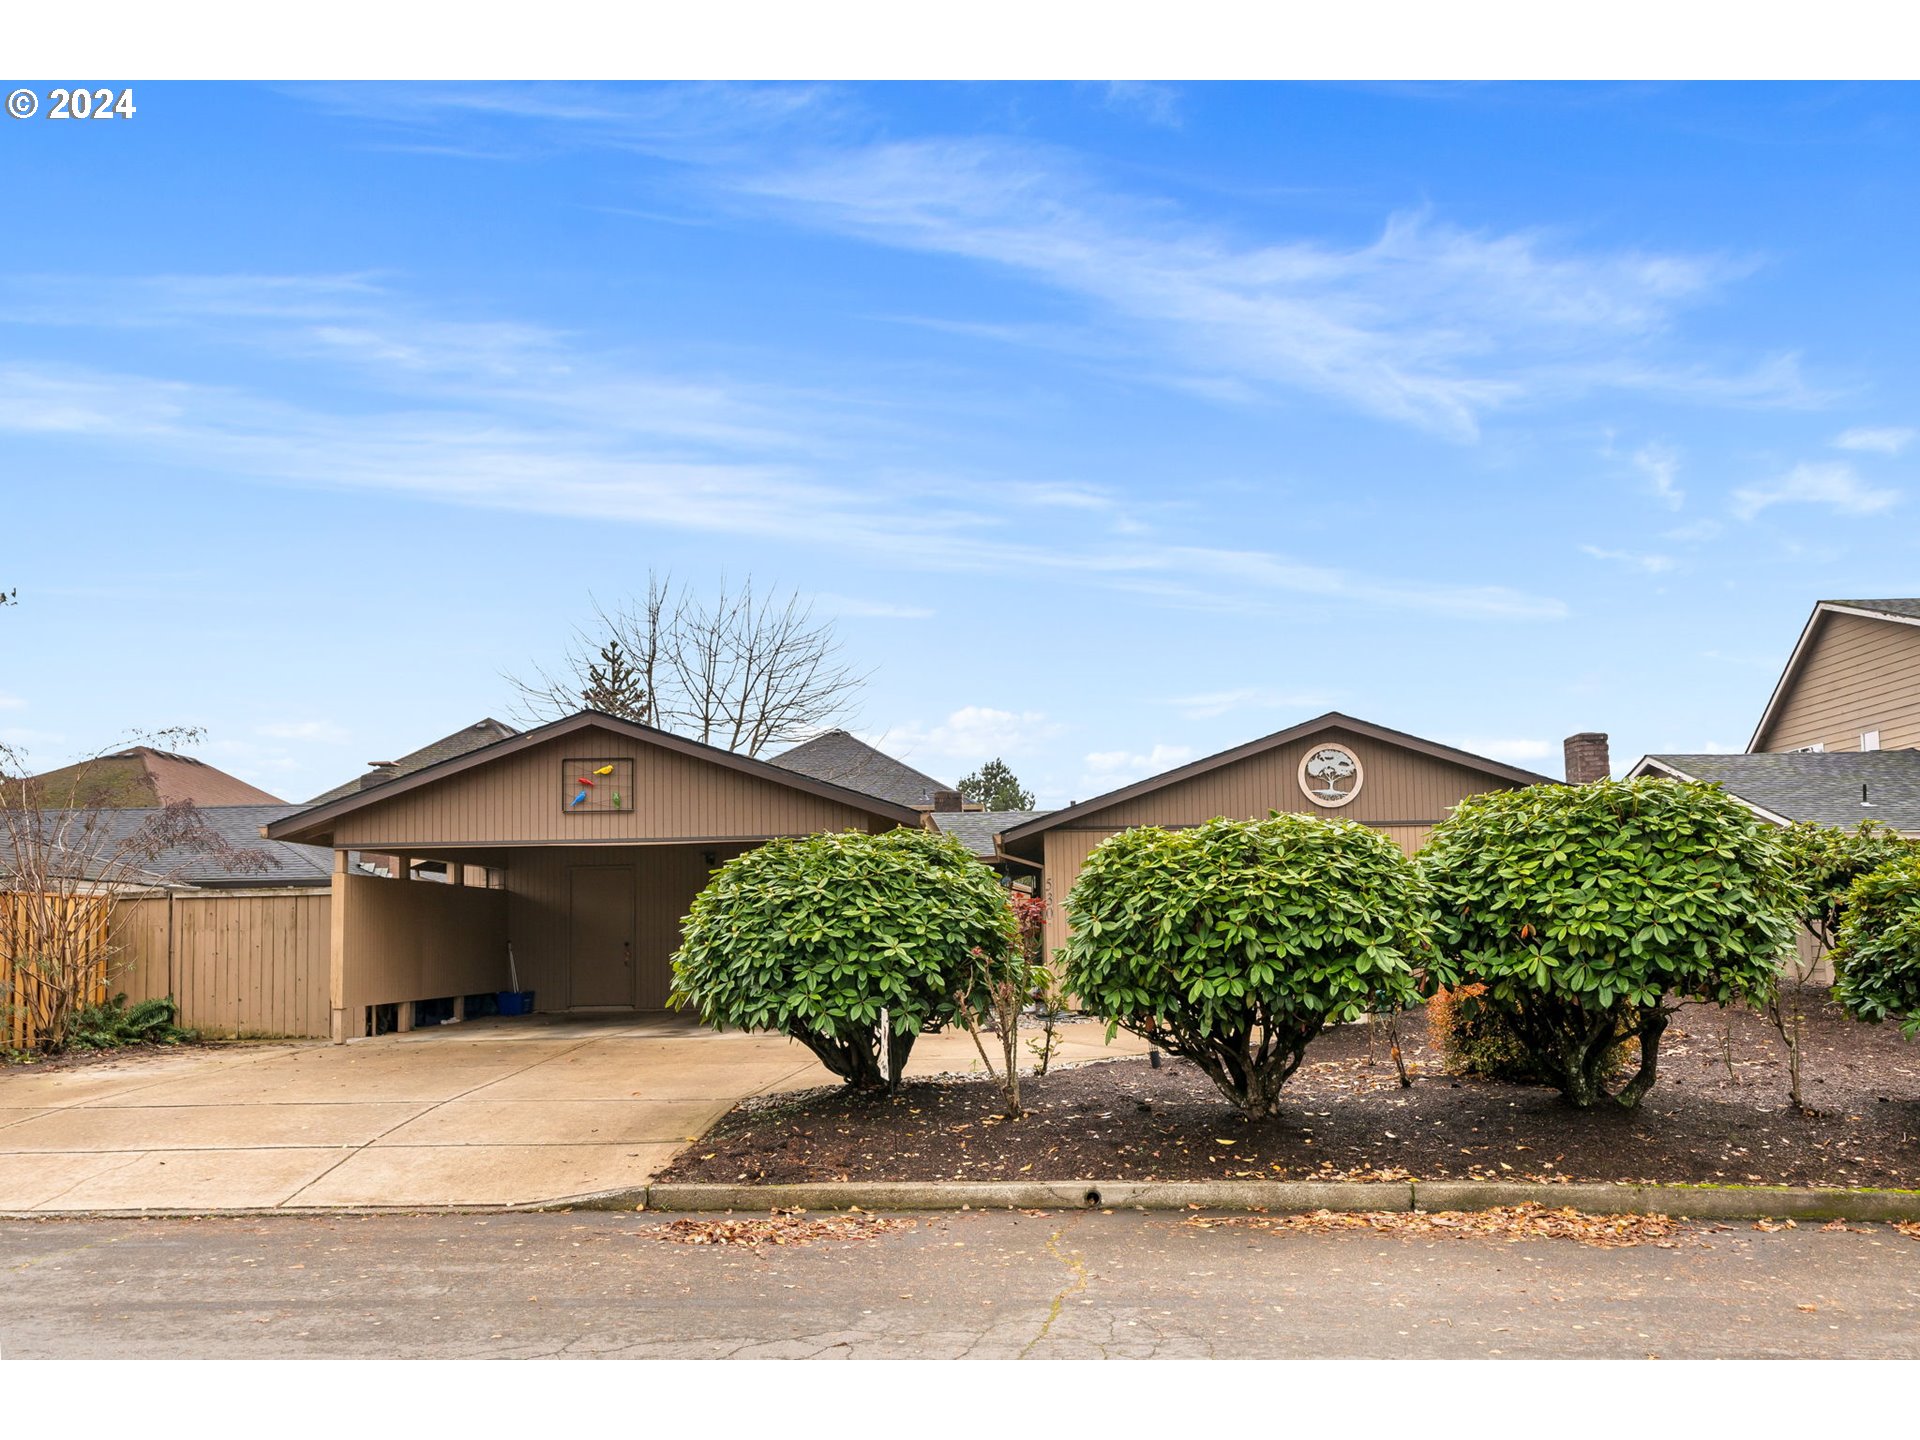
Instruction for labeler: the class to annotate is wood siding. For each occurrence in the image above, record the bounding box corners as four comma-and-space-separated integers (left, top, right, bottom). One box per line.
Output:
325, 726, 891, 850
112, 890, 331, 1039
505, 844, 752, 1010
1, 893, 109, 1050
1760, 610, 1920, 753
338, 873, 508, 1024
1036, 726, 1528, 957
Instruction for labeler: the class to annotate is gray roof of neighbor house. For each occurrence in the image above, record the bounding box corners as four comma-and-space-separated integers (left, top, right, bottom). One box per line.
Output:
1825, 598, 1920, 621
931, 809, 1054, 859
4, 806, 331, 888
1633, 751, 1920, 832
768, 729, 951, 810
309, 718, 520, 803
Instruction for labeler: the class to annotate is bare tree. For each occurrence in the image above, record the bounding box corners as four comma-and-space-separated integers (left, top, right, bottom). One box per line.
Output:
508, 574, 865, 756
1, 728, 269, 1052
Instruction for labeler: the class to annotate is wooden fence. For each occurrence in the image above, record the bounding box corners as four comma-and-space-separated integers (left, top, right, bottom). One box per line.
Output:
114, 890, 332, 1039
1, 892, 111, 1051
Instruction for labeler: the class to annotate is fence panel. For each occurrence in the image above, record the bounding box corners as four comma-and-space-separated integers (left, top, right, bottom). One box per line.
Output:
0, 892, 110, 1051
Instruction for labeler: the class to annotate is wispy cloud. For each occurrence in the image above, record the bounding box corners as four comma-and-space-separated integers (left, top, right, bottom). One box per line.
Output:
258, 720, 349, 743
816, 594, 934, 620
1080, 743, 1196, 791
870, 706, 1065, 767
1581, 544, 1675, 574
1633, 443, 1684, 509
1101, 82, 1183, 129
0, 693, 26, 711
741, 140, 1800, 439
0, 276, 1569, 623
1165, 686, 1336, 721
1445, 736, 1557, 765
1833, 425, 1914, 455
1731, 461, 1900, 519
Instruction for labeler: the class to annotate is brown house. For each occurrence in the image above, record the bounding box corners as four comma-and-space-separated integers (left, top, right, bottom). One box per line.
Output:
1748, 598, 1920, 755
1628, 597, 1920, 836
995, 712, 1558, 958
24, 747, 286, 808
264, 709, 917, 1041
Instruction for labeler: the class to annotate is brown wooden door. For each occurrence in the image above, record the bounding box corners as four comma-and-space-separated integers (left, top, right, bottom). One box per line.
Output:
569, 866, 635, 1007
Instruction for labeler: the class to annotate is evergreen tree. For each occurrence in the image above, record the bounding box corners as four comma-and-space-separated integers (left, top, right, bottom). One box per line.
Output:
958, 757, 1034, 810
580, 638, 649, 722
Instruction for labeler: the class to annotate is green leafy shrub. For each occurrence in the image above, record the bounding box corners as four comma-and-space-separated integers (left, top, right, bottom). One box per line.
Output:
60, 994, 195, 1051
1777, 820, 1912, 950
1063, 812, 1428, 1119
1427, 984, 1546, 1081
671, 828, 1018, 1091
1420, 777, 1794, 1110
1831, 853, 1920, 1037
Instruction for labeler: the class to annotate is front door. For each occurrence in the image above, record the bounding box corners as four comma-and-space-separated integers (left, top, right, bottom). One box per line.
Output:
569, 865, 635, 1007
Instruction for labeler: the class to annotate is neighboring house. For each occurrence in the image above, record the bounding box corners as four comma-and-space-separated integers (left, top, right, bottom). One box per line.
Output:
22, 747, 286, 808
309, 718, 520, 803
996, 711, 1568, 958
928, 808, 1054, 884
1627, 597, 1920, 836
768, 728, 960, 811
266, 709, 920, 1040
1748, 598, 1920, 755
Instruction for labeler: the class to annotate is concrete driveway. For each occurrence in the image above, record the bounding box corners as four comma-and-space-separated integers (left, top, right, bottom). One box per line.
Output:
0, 1014, 1145, 1213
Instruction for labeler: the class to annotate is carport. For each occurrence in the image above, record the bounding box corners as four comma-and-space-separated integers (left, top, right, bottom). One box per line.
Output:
264, 711, 919, 1043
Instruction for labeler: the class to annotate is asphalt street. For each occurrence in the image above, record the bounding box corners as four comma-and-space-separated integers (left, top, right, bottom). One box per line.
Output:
3, 1209, 1918, 1359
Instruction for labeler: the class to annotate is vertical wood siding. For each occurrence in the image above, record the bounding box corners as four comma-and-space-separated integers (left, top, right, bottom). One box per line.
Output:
327, 729, 889, 849
338, 875, 508, 1022
1036, 728, 1531, 957
110, 890, 332, 1039
1759, 611, 1920, 752
505, 843, 752, 1010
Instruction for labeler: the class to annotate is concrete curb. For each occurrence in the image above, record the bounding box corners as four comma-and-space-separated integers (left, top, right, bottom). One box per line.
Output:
547, 1177, 1920, 1222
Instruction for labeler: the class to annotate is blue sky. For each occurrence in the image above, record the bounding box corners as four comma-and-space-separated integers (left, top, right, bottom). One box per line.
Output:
3, 81, 1917, 805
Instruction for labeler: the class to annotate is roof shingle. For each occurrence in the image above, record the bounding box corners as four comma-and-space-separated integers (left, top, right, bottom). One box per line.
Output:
768, 730, 950, 810
1638, 751, 1920, 832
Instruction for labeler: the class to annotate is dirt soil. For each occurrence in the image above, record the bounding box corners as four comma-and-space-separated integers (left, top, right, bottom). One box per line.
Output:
660, 992, 1920, 1189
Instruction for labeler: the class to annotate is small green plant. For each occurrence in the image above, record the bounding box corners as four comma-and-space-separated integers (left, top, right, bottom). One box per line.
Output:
671, 828, 1018, 1091
1063, 812, 1428, 1119
60, 994, 196, 1052
1831, 852, 1920, 1038
1420, 778, 1795, 1111
1771, 820, 1911, 1108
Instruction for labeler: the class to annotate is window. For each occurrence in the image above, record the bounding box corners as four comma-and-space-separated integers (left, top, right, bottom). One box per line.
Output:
1862, 730, 1881, 751
1788, 743, 1824, 753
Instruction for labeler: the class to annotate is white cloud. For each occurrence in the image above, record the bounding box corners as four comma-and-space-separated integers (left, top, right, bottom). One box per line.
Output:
0, 693, 25, 711
1661, 518, 1722, 543
743, 140, 1797, 439
870, 706, 1065, 767
816, 593, 934, 620
1080, 744, 1197, 792
1166, 686, 1336, 721
0, 272, 1571, 624
1633, 443, 1683, 509
258, 720, 349, 742
1445, 736, 1557, 765
1731, 461, 1900, 520
1101, 82, 1183, 129
1580, 544, 1675, 574
1833, 426, 1915, 455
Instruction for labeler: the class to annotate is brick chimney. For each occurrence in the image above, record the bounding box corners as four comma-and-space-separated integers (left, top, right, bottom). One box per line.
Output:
1563, 732, 1611, 784
930, 788, 963, 813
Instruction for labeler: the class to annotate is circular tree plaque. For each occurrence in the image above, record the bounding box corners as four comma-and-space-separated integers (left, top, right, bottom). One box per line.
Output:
1297, 743, 1363, 808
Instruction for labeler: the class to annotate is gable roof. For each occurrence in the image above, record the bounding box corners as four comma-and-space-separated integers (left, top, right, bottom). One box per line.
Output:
930, 809, 1054, 859
265, 710, 922, 846
999, 711, 1557, 850
309, 718, 520, 803
768, 729, 950, 809
1749, 599, 1920, 752
1631, 750, 1920, 833
23, 747, 286, 809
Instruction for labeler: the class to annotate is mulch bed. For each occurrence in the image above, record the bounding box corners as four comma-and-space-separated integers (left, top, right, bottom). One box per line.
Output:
659, 991, 1920, 1190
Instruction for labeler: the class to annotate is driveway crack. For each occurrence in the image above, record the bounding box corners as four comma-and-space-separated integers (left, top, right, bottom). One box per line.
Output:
1020, 1213, 1089, 1359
